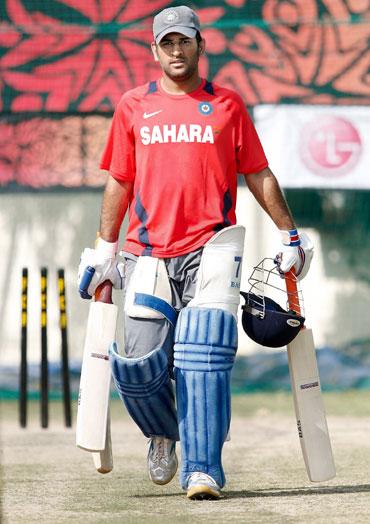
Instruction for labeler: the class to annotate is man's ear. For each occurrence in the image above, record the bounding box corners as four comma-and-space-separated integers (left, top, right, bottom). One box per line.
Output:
151, 42, 159, 62
198, 38, 206, 55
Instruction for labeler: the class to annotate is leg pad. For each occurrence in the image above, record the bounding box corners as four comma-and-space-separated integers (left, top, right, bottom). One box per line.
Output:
174, 307, 237, 488
110, 344, 179, 441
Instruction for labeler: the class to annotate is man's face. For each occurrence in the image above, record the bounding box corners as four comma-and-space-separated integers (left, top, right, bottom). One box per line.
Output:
152, 32, 205, 81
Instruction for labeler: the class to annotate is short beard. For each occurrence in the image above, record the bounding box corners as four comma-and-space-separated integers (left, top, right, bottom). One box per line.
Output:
164, 64, 197, 82
162, 50, 201, 82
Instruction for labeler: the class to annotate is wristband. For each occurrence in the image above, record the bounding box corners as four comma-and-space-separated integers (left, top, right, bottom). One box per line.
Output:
280, 228, 301, 247
95, 236, 118, 258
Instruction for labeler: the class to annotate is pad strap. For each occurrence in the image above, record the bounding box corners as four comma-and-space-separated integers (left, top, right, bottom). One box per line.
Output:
134, 293, 178, 327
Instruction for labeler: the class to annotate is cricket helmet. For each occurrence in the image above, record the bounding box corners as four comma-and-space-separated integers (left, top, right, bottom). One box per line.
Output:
240, 259, 305, 348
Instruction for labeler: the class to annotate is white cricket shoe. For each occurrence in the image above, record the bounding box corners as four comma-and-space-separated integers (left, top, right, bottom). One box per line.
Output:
147, 437, 178, 485
186, 472, 221, 500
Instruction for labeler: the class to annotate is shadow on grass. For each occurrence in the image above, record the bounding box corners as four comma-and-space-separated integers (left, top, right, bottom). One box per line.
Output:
130, 484, 370, 499
227, 484, 370, 498
128, 492, 183, 498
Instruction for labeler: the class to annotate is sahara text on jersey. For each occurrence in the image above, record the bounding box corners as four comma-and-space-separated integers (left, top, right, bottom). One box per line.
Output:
140, 124, 214, 145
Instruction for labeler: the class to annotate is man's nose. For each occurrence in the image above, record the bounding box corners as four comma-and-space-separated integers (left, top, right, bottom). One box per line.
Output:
171, 44, 183, 55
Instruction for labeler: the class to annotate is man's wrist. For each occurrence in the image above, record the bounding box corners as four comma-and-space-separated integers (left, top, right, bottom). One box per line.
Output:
280, 228, 301, 247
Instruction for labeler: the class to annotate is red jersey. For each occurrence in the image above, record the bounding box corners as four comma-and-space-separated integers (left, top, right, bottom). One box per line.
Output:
100, 79, 268, 257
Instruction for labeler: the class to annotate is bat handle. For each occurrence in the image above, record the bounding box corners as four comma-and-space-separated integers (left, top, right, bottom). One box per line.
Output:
95, 281, 113, 304
284, 269, 301, 316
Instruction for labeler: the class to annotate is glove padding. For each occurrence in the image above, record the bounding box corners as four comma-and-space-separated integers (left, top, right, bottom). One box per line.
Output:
275, 231, 314, 281
78, 240, 124, 299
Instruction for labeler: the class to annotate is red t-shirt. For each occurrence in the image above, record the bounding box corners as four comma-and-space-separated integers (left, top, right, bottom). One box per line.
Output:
100, 79, 268, 257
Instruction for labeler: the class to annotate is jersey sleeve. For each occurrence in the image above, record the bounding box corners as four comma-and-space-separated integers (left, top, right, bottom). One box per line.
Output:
99, 96, 136, 181
234, 98, 269, 175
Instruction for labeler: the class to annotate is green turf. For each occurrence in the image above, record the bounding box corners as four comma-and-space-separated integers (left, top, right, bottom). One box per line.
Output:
2, 390, 370, 424
231, 390, 370, 417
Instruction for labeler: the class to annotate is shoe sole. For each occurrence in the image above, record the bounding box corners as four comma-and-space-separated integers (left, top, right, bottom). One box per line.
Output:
187, 484, 221, 500
149, 474, 176, 485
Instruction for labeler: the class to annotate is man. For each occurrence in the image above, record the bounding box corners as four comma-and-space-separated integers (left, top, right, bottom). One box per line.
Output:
78, 5, 313, 500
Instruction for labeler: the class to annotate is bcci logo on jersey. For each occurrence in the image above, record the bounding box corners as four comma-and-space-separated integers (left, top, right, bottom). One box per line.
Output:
198, 102, 213, 115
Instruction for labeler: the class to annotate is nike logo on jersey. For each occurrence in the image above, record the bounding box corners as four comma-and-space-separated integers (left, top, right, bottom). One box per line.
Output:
140, 124, 214, 145
143, 110, 163, 119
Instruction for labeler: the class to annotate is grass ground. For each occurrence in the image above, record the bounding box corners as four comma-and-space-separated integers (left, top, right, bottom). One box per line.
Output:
1, 392, 370, 523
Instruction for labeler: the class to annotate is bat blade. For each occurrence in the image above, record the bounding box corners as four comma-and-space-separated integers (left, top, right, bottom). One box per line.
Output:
287, 326, 336, 482
76, 282, 117, 452
92, 408, 113, 474
285, 270, 335, 482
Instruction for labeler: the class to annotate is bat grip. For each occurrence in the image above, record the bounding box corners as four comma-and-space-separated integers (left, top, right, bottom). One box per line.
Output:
95, 281, 113, 304
284, 269, 301, 316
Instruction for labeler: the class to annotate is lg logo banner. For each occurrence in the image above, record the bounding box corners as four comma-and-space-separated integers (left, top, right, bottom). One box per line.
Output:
255, 106, 368, 189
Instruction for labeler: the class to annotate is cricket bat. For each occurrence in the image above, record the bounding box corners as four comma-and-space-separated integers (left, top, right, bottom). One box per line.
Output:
76, 278, 117, 473
285, 270, 336, 482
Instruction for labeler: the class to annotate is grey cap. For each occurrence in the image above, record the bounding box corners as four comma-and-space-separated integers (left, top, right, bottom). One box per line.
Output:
153, 6, 200, 44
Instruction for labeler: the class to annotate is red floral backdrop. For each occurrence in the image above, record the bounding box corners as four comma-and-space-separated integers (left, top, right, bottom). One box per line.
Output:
0, 0, 369, 188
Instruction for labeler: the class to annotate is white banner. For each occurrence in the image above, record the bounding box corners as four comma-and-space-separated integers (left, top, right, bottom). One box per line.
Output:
254, 105, 370, 189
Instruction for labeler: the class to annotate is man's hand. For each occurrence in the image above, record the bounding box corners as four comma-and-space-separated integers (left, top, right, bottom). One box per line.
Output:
78, 238, 124, 299
275, 229, 314, 281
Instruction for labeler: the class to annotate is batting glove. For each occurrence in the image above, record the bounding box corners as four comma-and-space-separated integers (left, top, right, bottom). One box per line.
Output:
275, 229, 314, 281
78, 238, 124, 299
